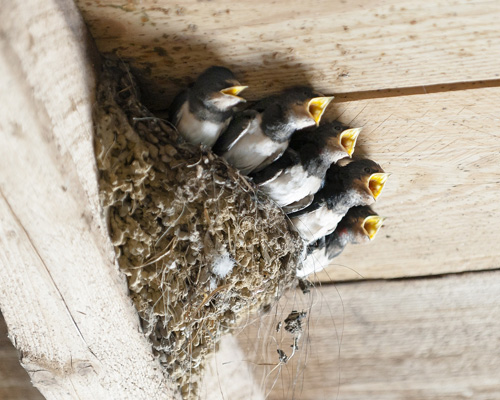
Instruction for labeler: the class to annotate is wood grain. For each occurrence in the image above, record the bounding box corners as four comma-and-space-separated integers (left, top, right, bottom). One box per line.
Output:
0, 0, 178, 398
1, 314, 263, 400
237, 271, 500, 400
200, 335, 265, 400
308, 86, 500, 281
76, 0, 500, 105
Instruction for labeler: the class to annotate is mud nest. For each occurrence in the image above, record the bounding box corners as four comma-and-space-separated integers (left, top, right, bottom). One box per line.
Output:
93, 57, 303, 397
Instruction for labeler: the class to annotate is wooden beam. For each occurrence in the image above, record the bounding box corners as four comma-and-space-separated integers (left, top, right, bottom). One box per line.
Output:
0, 0, 178, 398
77, 0, 500, 104
237, 271, 500, 400
310, 86, 500, 281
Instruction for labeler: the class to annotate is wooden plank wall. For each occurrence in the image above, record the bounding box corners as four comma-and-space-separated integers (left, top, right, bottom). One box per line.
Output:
77, 0, 500, 102
236, 271, 500, 400
317, 88, 500, 281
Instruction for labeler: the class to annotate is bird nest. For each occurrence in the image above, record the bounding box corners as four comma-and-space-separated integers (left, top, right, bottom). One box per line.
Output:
93, 57, 303, 397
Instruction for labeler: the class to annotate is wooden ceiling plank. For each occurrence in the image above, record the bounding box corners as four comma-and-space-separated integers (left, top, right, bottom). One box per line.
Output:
77, 0, 500, 104
314, 86, 500, 281
237, 271, 500, 399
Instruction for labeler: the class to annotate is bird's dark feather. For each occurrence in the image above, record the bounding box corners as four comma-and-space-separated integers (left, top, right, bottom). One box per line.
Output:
168, 90, 188, 126
250, 148, 300, 185
324, 230, 348, 259
282, 194, 315, 213
212, 110, 257, 154
306, 236, 326, 256
287, 194, 323, 218
287, 163, 346, 218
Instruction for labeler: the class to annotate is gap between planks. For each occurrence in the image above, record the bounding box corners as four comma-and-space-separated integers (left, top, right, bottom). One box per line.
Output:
333, 78, 500, 102
314, 266, 500, 286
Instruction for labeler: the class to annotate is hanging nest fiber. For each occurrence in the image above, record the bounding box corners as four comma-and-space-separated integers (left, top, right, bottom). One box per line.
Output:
93, 56, 303, 398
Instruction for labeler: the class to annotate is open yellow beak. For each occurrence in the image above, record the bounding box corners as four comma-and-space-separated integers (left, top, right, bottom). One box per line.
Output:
221, 85, 248, 100
368, 173, 390, 200
339, 128, 362, 157
362, 215, 385, 240
308, 96, 334, 126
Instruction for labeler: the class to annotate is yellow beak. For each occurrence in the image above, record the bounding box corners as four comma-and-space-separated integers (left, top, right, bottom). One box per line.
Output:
362, 215, 385, 240
368, 173, 390, 200
221, 85, 248, 100
308, 96, 334, 126
339, 128, 362, 157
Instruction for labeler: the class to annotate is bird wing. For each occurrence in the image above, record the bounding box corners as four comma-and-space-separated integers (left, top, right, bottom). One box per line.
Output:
168, 90, 188, 126
250, 148, 300, 185
212, 110, 257, 154
282, 194, 314, 214
306, 236, 326, 256
287, 194, 323, 218
324, 233, 344, 259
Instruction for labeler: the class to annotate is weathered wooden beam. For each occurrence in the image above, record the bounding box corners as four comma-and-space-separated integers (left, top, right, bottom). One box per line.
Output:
77, 0, 500, 103
0, 0, 178, 398
238, 271, 500, 400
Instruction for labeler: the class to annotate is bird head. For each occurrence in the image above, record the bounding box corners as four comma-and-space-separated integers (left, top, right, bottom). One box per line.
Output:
337, 158, 390, 205
320, 122, 362, 161
341, 206, 385, 243
193, 66, 247, 110
339, 128, 362, 157
282, 87, 334, 130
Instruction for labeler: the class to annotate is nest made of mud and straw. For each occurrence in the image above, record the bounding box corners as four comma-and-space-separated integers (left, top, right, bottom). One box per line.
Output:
93, 57, 303, 397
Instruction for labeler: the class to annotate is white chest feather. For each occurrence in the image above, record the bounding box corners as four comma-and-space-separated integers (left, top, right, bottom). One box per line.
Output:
176, 102, 227, 147
260, 165, 322, 207
291, 207, 342, 244
296, 248, 332, 278
223, 118, 287, 175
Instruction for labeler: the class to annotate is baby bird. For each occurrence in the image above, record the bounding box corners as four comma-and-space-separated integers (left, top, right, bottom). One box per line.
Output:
212, 87, 333, 175
251, 121, 362, 213
296, 206, 385, 278
169, 66, 247, 147
288, 158, 389, 244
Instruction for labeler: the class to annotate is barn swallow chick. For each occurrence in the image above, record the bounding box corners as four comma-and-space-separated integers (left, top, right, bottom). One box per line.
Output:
251, 122, 361, 212
288, 158, 389, 244
169, 66, 247, 147
213, 87, 333, 175
296, 206, 385, 278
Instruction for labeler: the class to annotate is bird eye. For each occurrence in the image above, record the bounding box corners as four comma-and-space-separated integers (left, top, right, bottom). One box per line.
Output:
335, 126, 341, 130
364, 167, 372, 173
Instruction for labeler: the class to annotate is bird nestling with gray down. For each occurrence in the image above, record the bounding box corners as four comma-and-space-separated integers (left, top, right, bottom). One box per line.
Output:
297, 205, 385, 278
212, 87, 333, 175
169, 66, 247, 147
251, 121, 362, 213
288, 158, 389, 244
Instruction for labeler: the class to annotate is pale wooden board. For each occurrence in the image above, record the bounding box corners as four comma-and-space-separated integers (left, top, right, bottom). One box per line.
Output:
0, 314, 44, 400
237, 271, 500, 400
307, 86, 500, 281
200, 335, 265, 400
76, 0, 500, 104
0, 0, 178, 398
